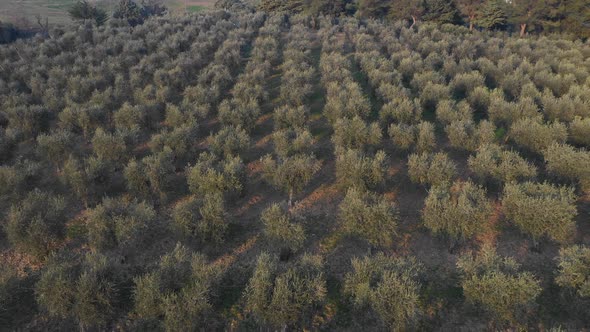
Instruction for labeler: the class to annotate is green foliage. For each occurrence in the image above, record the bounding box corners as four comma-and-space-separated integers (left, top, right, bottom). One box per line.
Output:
244, 253, 326, 328
171, 194, 227, 243
86, 197, 157, 252
544, 143, 590, 191
502, 182, 577, 244
274, 105, 309, 130
36, 252, 121, 328
186, 153, 244, 200
476, 0, 509, 30
344, 253, 422, 330
468, 144, 537, 184
339, 188, 398, 247
555, 245, 590, 298
423, 181, 493, 243
422, 0, 462, 24
68, 0, 108, 26
271, 129, 314, 159
125, 148, 175, 202
408, 152, 457, 187
261, 154, 321, 206
446, 120, 496, 152
509, 117, 567, 154
261, 203, 305, 252
5, 189, 66, 258
335, 149, 387, 190
208, 125, 251, 159
569, 116, 590, 147
389, 121, 436, 153
133, 244, 218, 330
457, 245, 541, 325
37, 130, 76, 170
92, 128, 127, 163
332, 116, 382, 152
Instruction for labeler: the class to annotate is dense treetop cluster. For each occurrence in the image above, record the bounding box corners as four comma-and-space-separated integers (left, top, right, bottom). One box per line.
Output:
0, 2, 589, 330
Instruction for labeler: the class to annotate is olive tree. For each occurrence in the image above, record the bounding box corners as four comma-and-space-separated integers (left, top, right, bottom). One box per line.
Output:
261, 154, 321, 207
186, 153, 245, 200
208, 125, 251, 159
332, 116, 382, 152
445, 119, 496, 152
339, 188, 398, 247
86, 197, 157, 252
407, 152, 457, 187
502, 182, 577, 244
36, 252, 122, 329
457, 245, 541, 325
423, 181, 493, 245
261, 203, 305, 252
389, 121, 436, 153
133, 244, 219, 330
543, 143, 590, 192
569, 116, 590, 147
271, 129, 314, 159
468, 144, 537, 184
509, 117, 567, 154
336, 149, 387, 190
555, 245, 590, 298
5, 190, 66, 258
344, 253, 422, 330
244, 253, 326, 329
171, 194, 227, 244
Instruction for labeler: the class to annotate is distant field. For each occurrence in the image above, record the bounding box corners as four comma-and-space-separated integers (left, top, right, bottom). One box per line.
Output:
0, 0, 216, 26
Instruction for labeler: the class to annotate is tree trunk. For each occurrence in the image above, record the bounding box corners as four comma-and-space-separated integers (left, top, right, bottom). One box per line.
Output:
288, 189, 293, 208
410, 15, 417, 29
520, 23, 527, 37
469, 15, 475, 31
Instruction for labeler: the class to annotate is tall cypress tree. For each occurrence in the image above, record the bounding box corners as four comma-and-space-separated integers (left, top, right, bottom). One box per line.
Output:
422, 0, 462, 24
476, 0, 509, 30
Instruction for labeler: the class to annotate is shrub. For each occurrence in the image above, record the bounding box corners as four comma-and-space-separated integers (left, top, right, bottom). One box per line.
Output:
324, 80, 371, 123
5, 189, 66, 258
261, 203, 305, 252
125, 148, 175, 202
457, 245, 541, 325
422, 181, 493, 244
339, 188, 398, 247
502, 182, 577, 244
114, 102, 143, 131
335, 149, 387, 190
509, 117, 567, 154
244, 253, 326, 328
344, 253, 421, 330
543, 143, 590, 192
408, 152, 457, 187
468, 144, 537, 184
488, 93, 539, 127
555, 245, 590, 298
445, 120, 496, 152
261, 154, 321, 206
569, 116, 590, 147
171, 194, 227, 243
86, 197, 157, 252
332, 116, 382, 151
